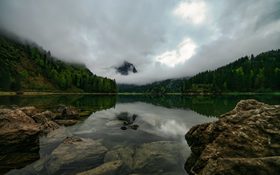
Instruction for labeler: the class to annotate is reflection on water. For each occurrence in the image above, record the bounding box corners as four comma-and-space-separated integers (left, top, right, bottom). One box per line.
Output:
1, 95, 280, 174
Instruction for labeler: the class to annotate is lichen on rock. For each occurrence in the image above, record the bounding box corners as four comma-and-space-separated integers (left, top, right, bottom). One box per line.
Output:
185, 99, 280, 175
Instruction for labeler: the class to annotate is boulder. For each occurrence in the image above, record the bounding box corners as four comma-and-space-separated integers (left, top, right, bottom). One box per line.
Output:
0, 108, 40, 174
0, 108, 40, 147
77, 160, 125, 175
18, 106, 40, 116
31, 111, 59, 134
58, 106, 80, 119
105, 141, 186, 174
185, 99, 280, 175
46, 136, 108, 174
55, 119, 78, 126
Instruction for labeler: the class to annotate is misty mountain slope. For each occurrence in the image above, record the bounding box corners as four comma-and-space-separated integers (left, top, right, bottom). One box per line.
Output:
182, 50, 280, 93
0, 34, 117, 92
119, 50, 280, 93
115, 61, 137, 75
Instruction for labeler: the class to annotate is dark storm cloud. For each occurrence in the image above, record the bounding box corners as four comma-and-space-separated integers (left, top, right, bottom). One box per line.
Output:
0, 0, 279, 84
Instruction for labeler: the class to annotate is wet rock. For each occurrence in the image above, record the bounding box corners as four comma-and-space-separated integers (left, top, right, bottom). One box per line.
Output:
77, 160, 125, 175
19, 106, 40, 116
0, 108, 40, 174
116, 112, 137, 124
185, 99, 280, 175
116, 112, 140, 131
130, 124, 139, 130
105, 141, 186, 174
0, 108, 40, 147
40, 110, 56, 120
55, 119, 78, 126
42, 127, 73, 145
31, 112, 59, 134
57, 106, 80, 119
120, 126, 127, 130
46, 136, 108, 174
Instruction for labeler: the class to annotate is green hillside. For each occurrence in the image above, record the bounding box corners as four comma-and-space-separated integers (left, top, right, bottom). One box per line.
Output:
0, 34, 117, 93
183, 50, 280, 93
119, 50, 280, 94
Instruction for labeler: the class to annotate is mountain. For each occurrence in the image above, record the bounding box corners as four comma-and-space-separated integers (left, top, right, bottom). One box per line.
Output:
119, 50, 280, 93
116, 61, 137, 75
0, 34, 117, 93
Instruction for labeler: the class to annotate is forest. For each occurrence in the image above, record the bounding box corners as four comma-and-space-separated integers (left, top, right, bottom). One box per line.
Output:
0, 34, 117, 93
119, 50, 280, 94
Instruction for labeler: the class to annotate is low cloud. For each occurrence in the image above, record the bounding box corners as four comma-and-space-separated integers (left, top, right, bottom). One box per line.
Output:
0, 0, 279, 84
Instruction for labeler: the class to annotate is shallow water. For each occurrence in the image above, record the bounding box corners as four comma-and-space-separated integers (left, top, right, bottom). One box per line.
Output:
1, 95, 279, 175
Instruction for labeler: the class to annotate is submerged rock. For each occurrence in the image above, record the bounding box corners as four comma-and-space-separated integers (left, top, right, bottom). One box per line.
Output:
77, 160, 125, 175
185, 99, 280, 175
6, 136, 108, 175
105, 141, 186, 174
46, 136, 108, 174
56, 105, 80, 119
55, 119, 78, 126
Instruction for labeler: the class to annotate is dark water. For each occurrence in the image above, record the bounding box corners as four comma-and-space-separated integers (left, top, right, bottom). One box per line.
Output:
1, 95, 279, 175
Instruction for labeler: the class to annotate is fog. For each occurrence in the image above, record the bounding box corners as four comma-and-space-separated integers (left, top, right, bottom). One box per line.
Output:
0, 0, 279, 84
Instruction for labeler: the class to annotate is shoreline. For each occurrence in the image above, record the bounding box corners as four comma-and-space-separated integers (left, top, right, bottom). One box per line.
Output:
0, 91, 279, 96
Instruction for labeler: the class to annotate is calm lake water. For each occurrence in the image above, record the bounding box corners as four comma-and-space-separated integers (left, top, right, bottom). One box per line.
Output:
1, 95, 279, 175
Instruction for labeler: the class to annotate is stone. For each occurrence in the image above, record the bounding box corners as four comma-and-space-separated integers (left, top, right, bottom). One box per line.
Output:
31, 112, 59, 134
185, 99, 280, 175
0, 108, 40, 174
105, 141, 186, 174
46, 136, 108, 174
77, 160, 124, 175
61, 106, 80, 119
55, 119, 78, 126
0, 108, 40, 147
18, 106, 40, 116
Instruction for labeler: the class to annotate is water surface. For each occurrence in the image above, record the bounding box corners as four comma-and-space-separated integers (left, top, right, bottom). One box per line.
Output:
1, 95, 279, 175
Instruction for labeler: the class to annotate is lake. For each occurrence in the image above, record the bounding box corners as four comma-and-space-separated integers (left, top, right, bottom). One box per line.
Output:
1, 95, 279, 175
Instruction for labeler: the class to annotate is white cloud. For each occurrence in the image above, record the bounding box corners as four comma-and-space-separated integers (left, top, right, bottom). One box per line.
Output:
173, 0, 207, 25
155, 38, 197, 67
0, 0, 279, 85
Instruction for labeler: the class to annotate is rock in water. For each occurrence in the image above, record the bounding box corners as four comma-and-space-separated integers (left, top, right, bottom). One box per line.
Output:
77, 160, 124, 175
31, 111, 59, 134
105, 141, 186, 174
56, 105, 80, 119
185, 99, 280, 175
47, 136, 108, 174
0, 108, 40, 174
0, 108, 40, 148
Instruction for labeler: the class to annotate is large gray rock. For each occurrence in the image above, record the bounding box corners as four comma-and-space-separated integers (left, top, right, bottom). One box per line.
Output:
105, 141, 186, 174
77, 160, 124, 175
46, 136, 108, 175
185, 99, 280, 175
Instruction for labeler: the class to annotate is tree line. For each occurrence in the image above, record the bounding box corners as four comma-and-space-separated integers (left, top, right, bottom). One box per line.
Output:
0, 34, 117, 93
118, 50, 280, 93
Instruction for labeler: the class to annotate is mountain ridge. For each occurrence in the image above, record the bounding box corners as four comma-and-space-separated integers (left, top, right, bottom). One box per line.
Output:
0, 34, 117, 93
118, 49, 280, 93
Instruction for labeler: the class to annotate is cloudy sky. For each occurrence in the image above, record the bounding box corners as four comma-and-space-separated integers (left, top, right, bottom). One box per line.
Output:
0, 0, 280, 84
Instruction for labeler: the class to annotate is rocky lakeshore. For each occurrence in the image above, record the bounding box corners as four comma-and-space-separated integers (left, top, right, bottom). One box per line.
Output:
1, 105, 187, 175
0, 105, 87, 174
185, 99, 280, 175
